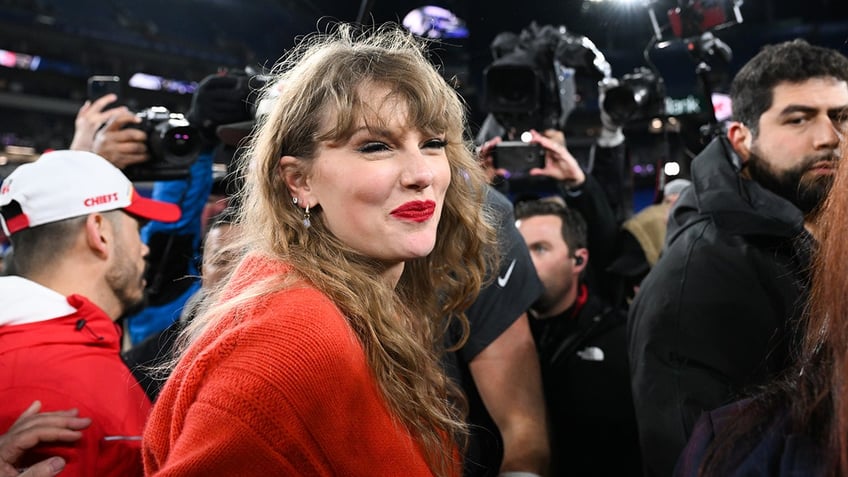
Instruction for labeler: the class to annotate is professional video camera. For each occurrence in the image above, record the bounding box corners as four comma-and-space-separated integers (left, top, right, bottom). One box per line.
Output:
122, 106, 202, 181
602, 67, 666, 126
483, 22, 611, 134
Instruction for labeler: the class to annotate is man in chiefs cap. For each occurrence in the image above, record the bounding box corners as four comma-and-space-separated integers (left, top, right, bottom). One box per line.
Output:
0, 150, 180, 476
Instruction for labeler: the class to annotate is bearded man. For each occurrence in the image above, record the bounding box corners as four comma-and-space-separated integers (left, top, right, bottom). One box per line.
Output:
627, 39, 848, 477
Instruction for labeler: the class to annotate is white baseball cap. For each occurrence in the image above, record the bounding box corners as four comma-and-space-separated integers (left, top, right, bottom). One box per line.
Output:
0, 150, 181, 236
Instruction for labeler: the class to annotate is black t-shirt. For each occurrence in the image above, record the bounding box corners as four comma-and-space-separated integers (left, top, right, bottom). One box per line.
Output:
444, 187, 543, 477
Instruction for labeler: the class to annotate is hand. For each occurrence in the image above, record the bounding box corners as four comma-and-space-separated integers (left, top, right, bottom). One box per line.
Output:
92, 111, 150, 169
14, 458, 64, 477
0, 401, 91, 477
69, 95, 131, 152
477, 136, 503, 183
597, 78, 626, 147
527, 129, 586, 187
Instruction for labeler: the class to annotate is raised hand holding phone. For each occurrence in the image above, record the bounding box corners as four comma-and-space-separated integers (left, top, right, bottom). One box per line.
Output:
86, 75, 121, 105
71, 76, 131, 151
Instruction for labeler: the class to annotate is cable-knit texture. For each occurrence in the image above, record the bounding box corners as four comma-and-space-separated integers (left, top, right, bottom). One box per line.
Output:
142, 254, 436, 476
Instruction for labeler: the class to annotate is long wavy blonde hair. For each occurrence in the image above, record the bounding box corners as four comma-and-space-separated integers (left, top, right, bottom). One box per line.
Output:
181, 23, 496, 475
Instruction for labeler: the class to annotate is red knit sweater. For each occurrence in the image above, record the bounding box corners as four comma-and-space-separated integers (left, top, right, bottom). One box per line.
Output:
143, 255, 447, 476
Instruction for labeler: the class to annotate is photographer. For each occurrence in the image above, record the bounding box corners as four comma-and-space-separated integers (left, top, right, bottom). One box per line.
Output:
84, 71, 253, 345
481, 123, 620, 305
478, 23, 634, 225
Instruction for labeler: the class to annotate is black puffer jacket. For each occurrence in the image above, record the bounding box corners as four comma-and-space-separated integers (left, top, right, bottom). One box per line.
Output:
627, 137, 814, 477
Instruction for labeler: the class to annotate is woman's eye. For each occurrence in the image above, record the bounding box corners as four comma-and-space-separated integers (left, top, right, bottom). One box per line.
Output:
423, 139, 447, 149
357, 142, 390, 153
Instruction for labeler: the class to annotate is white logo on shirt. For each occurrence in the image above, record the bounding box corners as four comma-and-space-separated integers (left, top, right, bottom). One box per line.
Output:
577, 346, 605, 361
497, 259, 517, 288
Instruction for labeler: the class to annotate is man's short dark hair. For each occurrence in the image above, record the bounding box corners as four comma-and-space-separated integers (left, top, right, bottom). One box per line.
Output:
10, 211, 122, 277
514, 199, 588, 252
731, 39, 848, 135
10, 216, 87, 276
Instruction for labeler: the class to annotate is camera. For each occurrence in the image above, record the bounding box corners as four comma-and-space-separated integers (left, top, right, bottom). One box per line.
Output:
602, 67, 666, 125
483, 23, 610, 134
493, 142, 545, 177
123, 106, 202, 181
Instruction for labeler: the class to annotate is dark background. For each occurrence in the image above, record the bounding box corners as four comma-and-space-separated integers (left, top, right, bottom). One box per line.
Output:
0, 0, 846, 205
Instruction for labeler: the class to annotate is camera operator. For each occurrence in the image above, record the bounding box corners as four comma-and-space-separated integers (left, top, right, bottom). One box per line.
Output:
81, 71, 253, 345
478, 23, 634, 225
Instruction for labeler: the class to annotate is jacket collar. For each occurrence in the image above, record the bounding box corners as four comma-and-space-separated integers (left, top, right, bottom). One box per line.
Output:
671, 137, 806, 239
0, 276, 77, 326
0, 276, 121, 353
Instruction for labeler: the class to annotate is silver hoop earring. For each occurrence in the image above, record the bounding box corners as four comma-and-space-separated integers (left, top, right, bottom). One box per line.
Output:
303, 204, 311, 228
292, 197, 298, 205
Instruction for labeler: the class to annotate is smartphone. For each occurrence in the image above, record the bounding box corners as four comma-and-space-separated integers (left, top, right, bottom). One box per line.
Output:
87, 75, 121, 106
492, 142, 545, 177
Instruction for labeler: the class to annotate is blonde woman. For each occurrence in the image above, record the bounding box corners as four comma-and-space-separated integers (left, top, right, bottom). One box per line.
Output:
142, 24, 495, 477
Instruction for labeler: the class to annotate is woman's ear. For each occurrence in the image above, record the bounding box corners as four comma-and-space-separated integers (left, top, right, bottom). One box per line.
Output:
279, 155, 311, 203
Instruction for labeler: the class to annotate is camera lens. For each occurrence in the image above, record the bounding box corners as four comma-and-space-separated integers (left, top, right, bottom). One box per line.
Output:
164, 127, 197, 157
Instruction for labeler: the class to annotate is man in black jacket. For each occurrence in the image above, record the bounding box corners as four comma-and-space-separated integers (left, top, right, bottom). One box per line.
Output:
516, 199, 642, 476
627, 39, 848, 477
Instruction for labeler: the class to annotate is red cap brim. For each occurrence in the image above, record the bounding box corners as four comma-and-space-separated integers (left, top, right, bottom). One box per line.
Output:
124, 190, 181, 223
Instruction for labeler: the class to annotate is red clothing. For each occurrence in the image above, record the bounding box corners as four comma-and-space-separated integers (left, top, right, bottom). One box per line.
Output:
143, 255, 443, 476
0, 277, 150, 477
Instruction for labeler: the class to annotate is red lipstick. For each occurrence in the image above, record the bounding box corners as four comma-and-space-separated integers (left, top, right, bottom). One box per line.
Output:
391, 200, 436, 223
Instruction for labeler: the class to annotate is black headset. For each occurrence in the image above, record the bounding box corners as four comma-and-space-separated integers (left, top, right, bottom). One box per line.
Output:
573, 255, 584, 266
